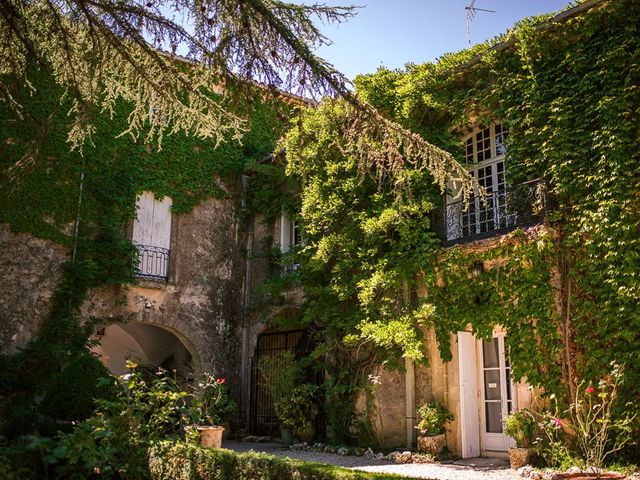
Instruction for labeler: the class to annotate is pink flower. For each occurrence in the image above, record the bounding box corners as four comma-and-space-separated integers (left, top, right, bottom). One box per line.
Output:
553, 418, 562, 426
215, 378, 226, 384
585, 386, 595, 394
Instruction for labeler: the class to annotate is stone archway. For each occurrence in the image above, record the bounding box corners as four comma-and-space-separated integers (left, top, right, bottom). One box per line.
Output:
92, 322, 198, 378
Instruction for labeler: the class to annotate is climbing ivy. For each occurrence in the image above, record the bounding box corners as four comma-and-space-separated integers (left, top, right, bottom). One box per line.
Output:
273, 0, 639, 445
0, 64, 291, 439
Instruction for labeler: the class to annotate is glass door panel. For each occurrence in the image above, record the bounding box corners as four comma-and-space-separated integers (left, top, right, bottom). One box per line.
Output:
481, 336, 516, 451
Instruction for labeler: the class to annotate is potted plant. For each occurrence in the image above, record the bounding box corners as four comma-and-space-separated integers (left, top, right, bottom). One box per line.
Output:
415, 402, 454, 456
504, 409, 536, 469
193, 374, 237, 448
274, 384, 318, 442
258, 352, 301, 444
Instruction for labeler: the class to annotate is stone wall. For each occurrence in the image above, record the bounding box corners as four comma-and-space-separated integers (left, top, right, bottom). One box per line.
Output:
83, 194, 247, 379
0, 224, 67, 354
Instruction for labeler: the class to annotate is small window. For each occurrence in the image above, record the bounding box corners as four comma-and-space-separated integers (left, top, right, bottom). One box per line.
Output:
279, 214, 301, 274
280, 214, 301, 253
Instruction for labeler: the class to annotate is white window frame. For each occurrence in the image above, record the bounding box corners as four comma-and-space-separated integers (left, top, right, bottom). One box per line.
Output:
279, 214, 302, 274
446, 124, 513, 240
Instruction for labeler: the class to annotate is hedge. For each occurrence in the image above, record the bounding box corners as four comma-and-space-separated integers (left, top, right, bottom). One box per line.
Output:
149, 441, 416, 480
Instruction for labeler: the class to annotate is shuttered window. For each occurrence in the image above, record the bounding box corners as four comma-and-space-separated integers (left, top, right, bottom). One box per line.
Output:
132, 192, 172, 281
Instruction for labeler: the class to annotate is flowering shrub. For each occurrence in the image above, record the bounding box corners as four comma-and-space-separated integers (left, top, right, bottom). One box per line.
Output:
569, 363, 636, 468
415, 402, 454, 436
193, 373, 237, 426
535, 363, 636, 469
57, 361, 191, 479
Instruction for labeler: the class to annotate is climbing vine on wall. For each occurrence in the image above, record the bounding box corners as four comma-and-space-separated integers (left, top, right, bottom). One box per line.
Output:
274, 0, 639, 439
0, 64, 291, 438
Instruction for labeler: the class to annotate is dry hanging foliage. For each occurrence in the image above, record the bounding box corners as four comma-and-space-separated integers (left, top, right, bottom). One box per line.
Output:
0, 0, 474, 196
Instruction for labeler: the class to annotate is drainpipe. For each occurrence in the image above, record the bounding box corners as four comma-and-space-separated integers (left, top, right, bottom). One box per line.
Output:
71, 158, 86, 266
402, 278, 416, 448
240, 174, 254, 427
405, 358, 416, 448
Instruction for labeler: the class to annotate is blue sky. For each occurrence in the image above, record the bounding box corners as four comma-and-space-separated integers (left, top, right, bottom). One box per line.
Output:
304, 1, 571, 80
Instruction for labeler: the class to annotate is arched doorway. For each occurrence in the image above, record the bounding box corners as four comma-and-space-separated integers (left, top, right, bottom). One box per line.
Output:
92, 322, 195, 378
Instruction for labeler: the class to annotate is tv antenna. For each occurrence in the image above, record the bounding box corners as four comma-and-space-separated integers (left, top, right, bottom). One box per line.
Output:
465, 0, 495, 46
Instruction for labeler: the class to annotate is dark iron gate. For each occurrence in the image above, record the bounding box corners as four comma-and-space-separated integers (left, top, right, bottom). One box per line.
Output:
249, 328, 319, 436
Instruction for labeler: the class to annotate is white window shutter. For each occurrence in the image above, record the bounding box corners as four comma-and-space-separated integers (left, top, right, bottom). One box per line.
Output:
458, 331, 481, 458
280, 214, 291, 253
132, 192, 172, 280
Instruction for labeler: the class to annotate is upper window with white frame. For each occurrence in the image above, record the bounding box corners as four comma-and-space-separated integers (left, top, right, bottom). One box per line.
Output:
279, 214, 302, 274
279, 214, 301, 254
464, 123, 509, 166
445, 123, 514, 242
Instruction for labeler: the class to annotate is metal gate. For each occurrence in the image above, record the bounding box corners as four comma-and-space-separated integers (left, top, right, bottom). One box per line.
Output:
249, 328, 317, 436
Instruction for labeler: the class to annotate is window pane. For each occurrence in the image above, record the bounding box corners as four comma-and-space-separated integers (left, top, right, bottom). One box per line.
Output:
495, 123, 508, 156
484, 370, 502, 401
466, 137, 474, 164
485, 402, 503, 433
483, 338, 499, 368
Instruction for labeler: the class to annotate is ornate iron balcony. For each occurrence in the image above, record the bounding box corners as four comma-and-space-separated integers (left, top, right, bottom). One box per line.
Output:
440, 179, 547, 246
134, 244, 170, 281
282, 262, 301, 276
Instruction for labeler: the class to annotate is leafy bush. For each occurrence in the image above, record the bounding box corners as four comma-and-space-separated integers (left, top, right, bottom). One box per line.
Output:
192, 373, 237, 426
415, 402, 454, 436
274, 384, 318, 438
257, 351, 301, 403
504, 409, 536, 448
40, 351, 116, 422
149, 440, 415, 480
56, 361, 191, 479
0, 452, 23, 480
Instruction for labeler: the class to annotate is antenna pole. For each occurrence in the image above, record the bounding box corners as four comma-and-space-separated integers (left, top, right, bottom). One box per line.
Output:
465, 2, 495, 46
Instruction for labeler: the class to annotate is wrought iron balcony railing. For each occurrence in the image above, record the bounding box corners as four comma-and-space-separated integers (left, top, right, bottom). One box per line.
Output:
439, 179, 547, 246
134, 244, 170, 281
282, 262, 301, 276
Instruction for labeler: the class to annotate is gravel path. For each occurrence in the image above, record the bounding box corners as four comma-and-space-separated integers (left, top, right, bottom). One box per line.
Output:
224, 441, 521, 480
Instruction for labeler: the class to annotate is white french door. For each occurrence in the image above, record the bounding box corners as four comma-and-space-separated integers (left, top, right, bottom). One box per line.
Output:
479, 335, 516, 451
460, 158, 514, 236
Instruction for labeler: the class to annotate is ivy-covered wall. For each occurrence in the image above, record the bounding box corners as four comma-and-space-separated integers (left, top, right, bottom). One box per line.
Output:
0, 64, 293, 437
271, 0, 639, 449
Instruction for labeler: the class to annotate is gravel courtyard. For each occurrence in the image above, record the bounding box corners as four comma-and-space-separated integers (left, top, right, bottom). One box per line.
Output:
224, 441, 521, 480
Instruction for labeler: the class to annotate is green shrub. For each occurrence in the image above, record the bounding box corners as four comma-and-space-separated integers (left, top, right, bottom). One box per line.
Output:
274, 384, 318, 438
504, 409, 536, 448
149, 441, 415, 480
0, 453, 20, 480
56, 362, 191, 480
40, 351, 116, 422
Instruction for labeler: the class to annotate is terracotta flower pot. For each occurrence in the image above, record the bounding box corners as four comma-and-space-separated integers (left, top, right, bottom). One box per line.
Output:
417, 433, 446, 456
197, 426, 225, 448
508, 447, 535, 469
